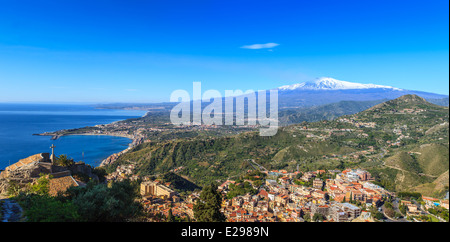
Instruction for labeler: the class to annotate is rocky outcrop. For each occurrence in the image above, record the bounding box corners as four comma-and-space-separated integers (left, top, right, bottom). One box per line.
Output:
0, 153, 53, 194
99, 137, 145, 167
99, 149, 129, 167
0, 153, 51, 179
0, 153, 98, 195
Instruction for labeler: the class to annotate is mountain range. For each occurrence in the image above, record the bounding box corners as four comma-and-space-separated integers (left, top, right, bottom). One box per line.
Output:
97, 77, 449, 111
278, 77, 403, 91
275, 77, 448, 109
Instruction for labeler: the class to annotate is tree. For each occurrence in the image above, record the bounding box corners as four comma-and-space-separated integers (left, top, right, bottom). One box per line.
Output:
303, 213, 311, 222
65, 179, 143, 222
93, 167, 108, 183
312, 213, 326, 222
399, 204, 407, 215
55, 154, 74, 167
253, 180, 263, 188
384, 207, 395, 218
7, 180, 21, 196
167, 208, 175, 222
370, 207, 385, 221
29, 174, 52, 195
19, 195, 80, 222
16, 174, 79, 222
193, 183, 226, 222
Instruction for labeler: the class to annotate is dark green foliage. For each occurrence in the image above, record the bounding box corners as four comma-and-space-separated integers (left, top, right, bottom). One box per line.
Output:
54, 154, 75, 167
15, 174, 79, 222
370, 207, 385, 220
167, 208, 175, 222
312, 213, 326, 222
162, 172, 201, 193
72, 172, 90, 183
428, 206, 449, 222
397, 191, 422, 200
226, 181, 257, 199
93, 166, 108, 183
367, 168, 397, 191
17, 194, 80, 222
16, 179, 143, 222
64, 180, 143, 222
193, 183, 225, 222
399, 204, 407, 215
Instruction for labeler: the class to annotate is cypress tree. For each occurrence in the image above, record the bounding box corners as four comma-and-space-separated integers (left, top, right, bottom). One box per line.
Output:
193, 183, 226, 222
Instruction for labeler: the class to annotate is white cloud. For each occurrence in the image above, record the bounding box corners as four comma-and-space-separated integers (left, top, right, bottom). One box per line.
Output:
240, 43, 280, 50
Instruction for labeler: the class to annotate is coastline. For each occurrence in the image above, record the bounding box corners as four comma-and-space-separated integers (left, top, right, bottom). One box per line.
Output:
36, 132, 138, 167
35, 132, 135, 140
34, 110, 149, 168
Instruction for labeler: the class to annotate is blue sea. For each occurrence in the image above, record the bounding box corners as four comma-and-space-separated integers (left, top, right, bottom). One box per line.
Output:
0, 103, 147, 170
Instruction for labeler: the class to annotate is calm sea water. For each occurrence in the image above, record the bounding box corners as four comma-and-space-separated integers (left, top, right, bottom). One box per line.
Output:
0, 103, 147, 170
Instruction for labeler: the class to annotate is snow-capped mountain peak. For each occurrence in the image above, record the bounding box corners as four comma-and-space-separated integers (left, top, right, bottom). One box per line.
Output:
278, 77, 403, 91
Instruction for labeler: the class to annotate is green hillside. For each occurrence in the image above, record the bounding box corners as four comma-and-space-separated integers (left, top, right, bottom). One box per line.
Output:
277, 99, 386, 125
354, 95, 449, 196
106, 95, 449, 196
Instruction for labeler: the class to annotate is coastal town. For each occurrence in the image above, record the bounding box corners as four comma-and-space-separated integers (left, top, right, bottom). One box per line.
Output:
106, 158, 449, 222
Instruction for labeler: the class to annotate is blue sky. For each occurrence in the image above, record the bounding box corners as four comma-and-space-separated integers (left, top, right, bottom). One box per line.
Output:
0, 0, 448, 103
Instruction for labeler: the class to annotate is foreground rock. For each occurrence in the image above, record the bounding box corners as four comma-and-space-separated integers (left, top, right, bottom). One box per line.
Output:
0, 153, 98, 195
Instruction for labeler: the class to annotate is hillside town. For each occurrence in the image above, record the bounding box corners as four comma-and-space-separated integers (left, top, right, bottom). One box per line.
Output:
129, 167, 449, 222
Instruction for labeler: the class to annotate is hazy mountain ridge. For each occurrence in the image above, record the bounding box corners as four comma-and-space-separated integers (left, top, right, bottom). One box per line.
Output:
96, 77, 448, 111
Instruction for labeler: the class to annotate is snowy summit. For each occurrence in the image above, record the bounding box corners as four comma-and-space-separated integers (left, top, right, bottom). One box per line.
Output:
278, 77, 403, 91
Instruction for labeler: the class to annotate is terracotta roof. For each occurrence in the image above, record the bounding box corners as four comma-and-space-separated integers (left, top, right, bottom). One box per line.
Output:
422, 196, 439, 201
48, 175, 79, 196
258, 189, 269, 197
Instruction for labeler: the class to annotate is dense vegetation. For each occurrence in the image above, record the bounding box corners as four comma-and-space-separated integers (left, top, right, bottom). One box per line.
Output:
226, 181, 257, 199
12, 175, 142, 222
161, 172, 201, 194
193, 183, 226, 222
427, 206, 449, 222
278, 99, 387, 125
